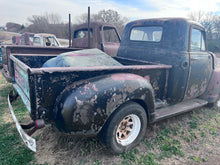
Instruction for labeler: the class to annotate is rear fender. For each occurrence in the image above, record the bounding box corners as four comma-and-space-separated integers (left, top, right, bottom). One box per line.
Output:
54, 73, 155, 135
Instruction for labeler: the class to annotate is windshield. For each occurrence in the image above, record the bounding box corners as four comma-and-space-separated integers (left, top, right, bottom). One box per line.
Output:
44, 36, 60, 46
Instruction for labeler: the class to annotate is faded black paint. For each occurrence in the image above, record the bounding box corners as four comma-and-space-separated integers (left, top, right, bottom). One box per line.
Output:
54, 73, 154, 134
10, 52, 170, 135
117, 18, 209, 103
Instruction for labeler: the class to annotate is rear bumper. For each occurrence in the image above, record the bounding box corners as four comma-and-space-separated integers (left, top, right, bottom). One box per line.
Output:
8, 90, 36, 152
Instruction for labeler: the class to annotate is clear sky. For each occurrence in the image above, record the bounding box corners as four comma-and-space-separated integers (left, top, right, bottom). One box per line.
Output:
1, 0, 220, 26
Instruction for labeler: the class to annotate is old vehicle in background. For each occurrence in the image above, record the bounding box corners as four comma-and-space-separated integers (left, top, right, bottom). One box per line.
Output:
7, 18, 220, 154
12, 35, 21, 45
72, 22, 120, 57
20, 33, 34, 46
33, 33, 61, 47
12, 32, 34, 46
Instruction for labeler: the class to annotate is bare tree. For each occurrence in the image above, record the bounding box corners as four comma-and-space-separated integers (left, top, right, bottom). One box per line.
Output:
75, 13, 90, 24
188, 10, 205, 22
75, 9, 128, 36
25, 13, 69, 38
188, 11, 219, 40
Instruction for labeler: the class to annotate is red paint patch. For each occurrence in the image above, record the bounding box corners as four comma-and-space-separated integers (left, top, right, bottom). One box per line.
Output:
144, 75, 150, 82
111, 74, 142, 82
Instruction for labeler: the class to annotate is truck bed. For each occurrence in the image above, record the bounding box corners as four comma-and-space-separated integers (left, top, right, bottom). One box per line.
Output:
10, 51, 171, 120
1, 45, 81, 82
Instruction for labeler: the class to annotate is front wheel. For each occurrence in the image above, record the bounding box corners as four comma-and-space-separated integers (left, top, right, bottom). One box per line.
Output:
99, 102, 147, 154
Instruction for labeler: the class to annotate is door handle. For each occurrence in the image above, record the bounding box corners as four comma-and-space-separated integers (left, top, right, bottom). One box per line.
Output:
181, 61, 188, 69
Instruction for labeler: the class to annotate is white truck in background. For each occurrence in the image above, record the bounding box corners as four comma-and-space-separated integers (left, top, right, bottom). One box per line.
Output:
33, 33, 61, 47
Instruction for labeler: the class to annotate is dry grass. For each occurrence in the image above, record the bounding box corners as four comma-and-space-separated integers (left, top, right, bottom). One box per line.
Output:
0, 31, 20, 43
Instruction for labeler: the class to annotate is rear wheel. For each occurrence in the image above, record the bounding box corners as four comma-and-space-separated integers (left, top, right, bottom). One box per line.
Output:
99, 102, 147, 154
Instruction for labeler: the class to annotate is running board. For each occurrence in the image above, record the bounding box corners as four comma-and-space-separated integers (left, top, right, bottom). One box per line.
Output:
154, 99, 208, 122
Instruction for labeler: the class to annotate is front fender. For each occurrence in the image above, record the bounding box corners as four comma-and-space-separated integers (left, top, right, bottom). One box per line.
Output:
54, 73, 154, 135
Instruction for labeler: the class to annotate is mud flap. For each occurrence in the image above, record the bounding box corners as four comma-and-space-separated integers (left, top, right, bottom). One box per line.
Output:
8, 91, 36, 152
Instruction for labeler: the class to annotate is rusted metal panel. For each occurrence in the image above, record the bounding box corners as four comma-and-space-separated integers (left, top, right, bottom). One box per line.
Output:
54, 73, 155, 134
14, 64, 30, 99
185, 52, 212, 99
200, 66, 220, 102
10, 52, 171, 131
117, 18, 208, 104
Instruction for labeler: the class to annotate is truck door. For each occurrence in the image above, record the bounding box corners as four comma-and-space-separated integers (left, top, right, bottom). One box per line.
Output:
101, 26, 120, 57
185, 28, 213, 99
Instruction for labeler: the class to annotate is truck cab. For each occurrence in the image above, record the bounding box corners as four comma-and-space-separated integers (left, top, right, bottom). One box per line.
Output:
33, 33, 61, 47
117, 18, 217, 105
72, 22, 121, 57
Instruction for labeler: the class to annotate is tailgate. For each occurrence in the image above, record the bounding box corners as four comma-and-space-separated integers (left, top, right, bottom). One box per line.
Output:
11, 55, 31, 112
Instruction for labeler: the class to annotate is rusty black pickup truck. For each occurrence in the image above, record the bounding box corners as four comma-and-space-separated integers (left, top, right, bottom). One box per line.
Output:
8, 18, 220, 154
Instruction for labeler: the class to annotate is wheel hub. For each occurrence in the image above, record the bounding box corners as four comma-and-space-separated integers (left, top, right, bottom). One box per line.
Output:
116, 114, 141, 146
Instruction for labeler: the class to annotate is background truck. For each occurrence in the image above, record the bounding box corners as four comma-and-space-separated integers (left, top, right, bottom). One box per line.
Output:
20, 32, 34, 46
12, 32, 34, 46
12, 35, 21, 45
8, 18, 220, 154
33, 33, 61, 47
0, 22, 121, 81
72, 22, 121, 57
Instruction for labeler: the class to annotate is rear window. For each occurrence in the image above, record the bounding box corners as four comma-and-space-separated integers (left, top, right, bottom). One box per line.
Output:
74, 29, 93, 39
130, 26, 163, 42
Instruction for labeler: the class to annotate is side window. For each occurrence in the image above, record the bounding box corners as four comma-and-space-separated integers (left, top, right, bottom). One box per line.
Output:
130, 26, 163, 42
45, 37, 59, 46
29, 35, 34, 42
191, 28, 206, 51
33, 37, 41, 45
102, 26, 120, 43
